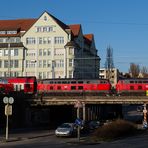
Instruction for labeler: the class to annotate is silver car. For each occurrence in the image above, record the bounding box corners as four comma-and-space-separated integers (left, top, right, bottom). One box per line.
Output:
55, 123, 76, 137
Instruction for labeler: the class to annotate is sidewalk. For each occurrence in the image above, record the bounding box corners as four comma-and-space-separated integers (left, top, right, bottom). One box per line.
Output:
0, 128, 54, 143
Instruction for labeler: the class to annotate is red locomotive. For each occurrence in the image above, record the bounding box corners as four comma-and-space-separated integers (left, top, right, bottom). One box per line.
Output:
0, 76, 37, 95
116, 78, 148, 96
37, 78, 111, 96
0, 78, 14, 95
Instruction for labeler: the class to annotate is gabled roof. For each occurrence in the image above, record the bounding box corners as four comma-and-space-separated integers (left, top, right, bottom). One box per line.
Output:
47, 12, 68, 30
84, 34, 94, 46
68, 24, 81, 37
0, 19, 37, 31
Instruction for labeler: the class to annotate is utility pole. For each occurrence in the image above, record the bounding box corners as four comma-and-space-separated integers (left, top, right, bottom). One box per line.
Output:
105, 46, 114, 80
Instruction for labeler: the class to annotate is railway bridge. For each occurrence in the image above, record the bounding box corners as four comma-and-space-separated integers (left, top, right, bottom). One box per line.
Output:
23, 95, 148, 126
28, 95, 148, 106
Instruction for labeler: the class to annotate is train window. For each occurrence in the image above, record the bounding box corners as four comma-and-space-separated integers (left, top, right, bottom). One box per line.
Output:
138, 81, 142, 83
26, 84, 30, 88
100, 81, 105, 84
71, 86, 76, 90
57, 86, 61, 90
62, 81, 67, 84
71, 81, 76, 84
78, 81, 83, 84
57, 81, 61, 84
143, 81, 148, 83
78, 86, 83, 90
138, 85, 142, 90
130, 86, 134, 90
50, 86, 53, 90
87, 81, 90, 84
50, 81, 53, 84
130, 81, 134, 83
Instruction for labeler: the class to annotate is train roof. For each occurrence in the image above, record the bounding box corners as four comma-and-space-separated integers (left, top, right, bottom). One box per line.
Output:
37, 78, 110, 81
119, 78, 148, 81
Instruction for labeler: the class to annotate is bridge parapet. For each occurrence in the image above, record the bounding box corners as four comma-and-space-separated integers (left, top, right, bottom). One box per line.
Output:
26, 95, 148, 106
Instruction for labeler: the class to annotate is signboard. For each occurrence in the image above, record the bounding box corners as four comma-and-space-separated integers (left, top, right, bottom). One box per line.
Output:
3, 97, 14, 104
5, 105, 12, 116
75, 118, 83, 126
74, 100, 83, 108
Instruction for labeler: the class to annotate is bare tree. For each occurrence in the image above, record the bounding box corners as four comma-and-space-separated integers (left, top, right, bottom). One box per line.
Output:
141, 66, 148, 78
129, 63, 140, 78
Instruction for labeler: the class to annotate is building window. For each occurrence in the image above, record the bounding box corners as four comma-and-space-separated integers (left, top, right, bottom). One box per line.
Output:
47, 60, 51, 67
69, 59, 73, 67
4, 60, 8, 68
26, 37, 36, 44
44, 16, 47, 21
69, 47, 74, 55
0, 49, 2, 56
4, 49, 8, 56
39, 49, 42, 56
47, 49, 51, 55
43, 49, 46, 56
43, 60, 46, 68
55, 60, 64, 67
38, 37, 42, 44
69, 70, 73, 78
54, 37, 64, 44
14, 60, 19, 68
36, 26, 54, 32
0, 60, 2, 68
38, 72, 42, 79
38, 60, 42, 68
54, 48, 64, 55
14, 49, 18, 56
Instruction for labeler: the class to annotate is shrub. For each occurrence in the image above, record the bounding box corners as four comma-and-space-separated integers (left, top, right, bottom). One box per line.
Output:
93, 119, 138, 141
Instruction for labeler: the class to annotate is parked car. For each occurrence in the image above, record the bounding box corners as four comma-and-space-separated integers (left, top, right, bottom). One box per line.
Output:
55, 123, 76, 137
88, 120, 101, 130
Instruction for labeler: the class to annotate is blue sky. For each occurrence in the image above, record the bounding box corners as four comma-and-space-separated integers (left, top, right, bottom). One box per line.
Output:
0, 0, 148, 72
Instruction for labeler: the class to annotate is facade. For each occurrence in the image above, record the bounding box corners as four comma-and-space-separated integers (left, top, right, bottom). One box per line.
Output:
0, 11, 100, 79
100, 68, 119, 88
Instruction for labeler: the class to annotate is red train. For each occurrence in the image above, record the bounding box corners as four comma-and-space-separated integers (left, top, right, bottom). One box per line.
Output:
0, 76, 148, 96
37, 78, 112, 96
0, 76, 37, 95
116, 78, 148, 96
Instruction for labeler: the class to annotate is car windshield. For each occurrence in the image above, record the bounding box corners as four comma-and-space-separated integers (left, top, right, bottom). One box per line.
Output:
60, 123, 71, 128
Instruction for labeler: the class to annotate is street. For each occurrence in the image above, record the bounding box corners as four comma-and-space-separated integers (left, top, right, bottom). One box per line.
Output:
0, 129, 148, 148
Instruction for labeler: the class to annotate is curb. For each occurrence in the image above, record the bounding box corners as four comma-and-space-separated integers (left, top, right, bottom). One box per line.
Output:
0, 133, 53, 143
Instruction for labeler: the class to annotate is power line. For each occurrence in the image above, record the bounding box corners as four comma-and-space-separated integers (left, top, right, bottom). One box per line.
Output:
64, 19, 148, 26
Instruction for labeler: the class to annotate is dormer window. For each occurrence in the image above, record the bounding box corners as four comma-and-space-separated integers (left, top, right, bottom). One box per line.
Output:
44, 16, 47, 21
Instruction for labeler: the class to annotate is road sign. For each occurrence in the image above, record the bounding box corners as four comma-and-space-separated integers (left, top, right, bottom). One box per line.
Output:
75, 118, 83, 126
5, 105, 12, 116
9, 97, 14, 104
3, 97, 14, 104
74, 100, 83, 108
3, 97, 9, 104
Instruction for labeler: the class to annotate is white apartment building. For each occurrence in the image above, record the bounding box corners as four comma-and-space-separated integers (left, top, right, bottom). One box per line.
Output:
100, 68, 119, 88
0, 11, 100, 79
